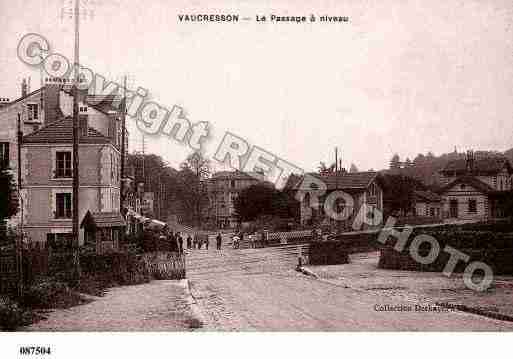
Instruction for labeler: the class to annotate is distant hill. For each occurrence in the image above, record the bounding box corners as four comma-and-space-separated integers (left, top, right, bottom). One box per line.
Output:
504, 148, 513, 164
383, 149, 511, 188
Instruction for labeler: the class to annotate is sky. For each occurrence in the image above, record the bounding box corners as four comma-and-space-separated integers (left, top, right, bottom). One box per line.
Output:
1, 0, 512, 173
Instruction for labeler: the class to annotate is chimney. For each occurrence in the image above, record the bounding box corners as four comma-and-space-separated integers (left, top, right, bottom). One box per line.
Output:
0, 97, 9, 109
21, 78, 27, 97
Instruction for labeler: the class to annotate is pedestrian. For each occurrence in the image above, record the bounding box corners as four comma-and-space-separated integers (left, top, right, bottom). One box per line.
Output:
168, 231, 178, 252
232, 234, 239, 249
204, 235, 209, 250
216, 232, 222, 250
176, 231, 183, 253
187, 234, 192, 250
249, 233, 255, 249
193, 233, 198, 249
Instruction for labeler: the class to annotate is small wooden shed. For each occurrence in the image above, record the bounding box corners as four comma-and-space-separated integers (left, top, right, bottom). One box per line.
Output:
81, 211, 126, 254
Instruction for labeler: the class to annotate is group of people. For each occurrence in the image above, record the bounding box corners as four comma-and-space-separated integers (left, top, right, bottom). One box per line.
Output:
231, 230, 268, 249
159, 227, 185, 253
158, 227, 225, 253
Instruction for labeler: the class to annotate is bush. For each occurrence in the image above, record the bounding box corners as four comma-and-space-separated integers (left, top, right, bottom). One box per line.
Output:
21, 278, 85, 309
0, 296, 25, 330
308, 241, 349, 265
79, 252, 151, 288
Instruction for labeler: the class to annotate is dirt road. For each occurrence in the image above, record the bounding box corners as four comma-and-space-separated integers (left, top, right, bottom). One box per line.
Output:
187, 241, 513, 331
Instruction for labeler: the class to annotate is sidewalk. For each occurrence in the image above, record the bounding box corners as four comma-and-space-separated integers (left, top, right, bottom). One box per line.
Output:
25, 280, 203, 331
305, 251, 513, 321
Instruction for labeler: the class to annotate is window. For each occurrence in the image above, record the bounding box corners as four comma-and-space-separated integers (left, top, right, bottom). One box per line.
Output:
79, 116, 88, 137
27, 103, 38, 121
55, 151, 72, 178
111, 153, 114, 181
368, 183, 377, 196
430, 208, 435, 217
79, 106, 88, 112
55, 193, 72, 218
0, 142, 9, 168
468, 199, 477, 214
230, 180, 235, 188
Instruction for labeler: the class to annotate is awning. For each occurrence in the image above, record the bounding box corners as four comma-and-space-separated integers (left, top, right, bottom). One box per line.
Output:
81, 211, 126, 229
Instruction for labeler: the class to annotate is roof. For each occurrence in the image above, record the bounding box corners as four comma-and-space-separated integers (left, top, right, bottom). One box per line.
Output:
3, 88, 43, 106
440, 157, 512, 175
438, 176, 496, 195
211, 171, 265, 181
414, 190, 441, 203
294, 171, 378, 191
282, 173, 303, 191
22, 116, 112, 144
81, 211, 126, 229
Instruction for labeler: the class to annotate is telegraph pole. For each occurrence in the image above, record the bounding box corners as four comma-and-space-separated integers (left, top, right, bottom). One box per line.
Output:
72, 0, 81, 281
120, 75, 126, 210
17, 113, 23, 298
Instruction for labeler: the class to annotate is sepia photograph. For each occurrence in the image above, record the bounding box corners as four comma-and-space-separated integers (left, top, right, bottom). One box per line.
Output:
0, 0, 512, 357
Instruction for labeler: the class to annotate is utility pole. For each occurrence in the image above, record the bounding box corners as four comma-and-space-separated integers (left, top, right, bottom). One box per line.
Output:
71, 0, 81, 281
141, 134, 145, 181
17, 113, 23, 298
120, 75, 126, 211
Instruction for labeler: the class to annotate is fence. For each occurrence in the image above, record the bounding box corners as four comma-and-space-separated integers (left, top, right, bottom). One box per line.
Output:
0, 243, 17, 295
141, 251, 186, 280
268, 230, 313, 245
1, 238, 187, 296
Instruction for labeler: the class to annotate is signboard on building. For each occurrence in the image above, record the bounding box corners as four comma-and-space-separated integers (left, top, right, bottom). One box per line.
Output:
141, 192, 154, 216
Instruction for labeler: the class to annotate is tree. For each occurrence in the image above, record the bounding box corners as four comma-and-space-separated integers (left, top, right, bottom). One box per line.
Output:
0, 165, 19, 237
233, 184, 296, 223
178, 151, 211, 227
349, 163, 359, 173
389, 154, 401, 170
127, 152, 181, 220
378, 173, 426, 217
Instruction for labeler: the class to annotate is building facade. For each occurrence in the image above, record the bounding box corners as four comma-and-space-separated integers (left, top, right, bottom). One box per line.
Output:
0, 78, 127, 232
438, 153, 513, 220
294, 171, 384, 228
414, 190, 442, 218
21, 115, 122, 245
205, 171, 265, 228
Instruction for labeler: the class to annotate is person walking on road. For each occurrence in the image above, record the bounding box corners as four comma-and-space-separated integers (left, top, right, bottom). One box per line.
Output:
176, 232, 183, 253
168, 231, 179, 252
204, 235, 209, 250
186, 234, 192, 250
232, 234, 240, 249
216, 232, 222, 250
